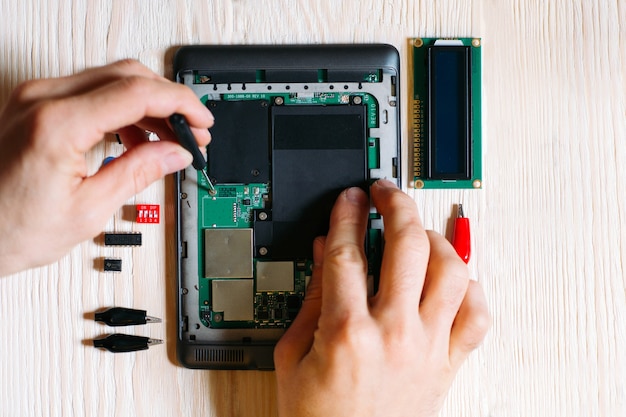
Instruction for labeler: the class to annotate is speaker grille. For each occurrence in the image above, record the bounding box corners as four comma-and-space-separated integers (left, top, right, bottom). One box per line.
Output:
195, 348, 245, 364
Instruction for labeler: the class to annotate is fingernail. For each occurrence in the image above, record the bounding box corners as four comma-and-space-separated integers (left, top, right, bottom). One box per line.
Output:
374, 179, 398, 189
313, 237, 325, 267
344, 187, 365, 204
163, 148, 192, 173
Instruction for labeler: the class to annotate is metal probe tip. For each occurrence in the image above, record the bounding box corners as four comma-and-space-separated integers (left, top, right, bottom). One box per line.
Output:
201, 169, 217, 196
147, 338, 164, 347
145, 315, 162, 324
457, 203, 464, 218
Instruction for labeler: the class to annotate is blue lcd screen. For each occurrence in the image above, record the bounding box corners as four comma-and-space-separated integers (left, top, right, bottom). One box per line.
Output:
427, 46, 471, 179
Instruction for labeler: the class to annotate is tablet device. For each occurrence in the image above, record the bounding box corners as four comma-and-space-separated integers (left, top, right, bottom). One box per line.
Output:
174, 44, 401, 369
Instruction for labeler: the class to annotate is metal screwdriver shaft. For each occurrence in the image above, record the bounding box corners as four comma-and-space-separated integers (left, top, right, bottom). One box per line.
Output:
199, 169, 216, 195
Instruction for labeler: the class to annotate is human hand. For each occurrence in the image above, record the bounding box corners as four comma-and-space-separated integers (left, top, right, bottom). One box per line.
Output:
0, 60, 213, 276
274, 180, 490, 417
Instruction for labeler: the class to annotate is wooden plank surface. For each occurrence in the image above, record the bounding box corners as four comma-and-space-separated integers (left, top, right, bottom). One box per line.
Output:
0, 0, 624, 416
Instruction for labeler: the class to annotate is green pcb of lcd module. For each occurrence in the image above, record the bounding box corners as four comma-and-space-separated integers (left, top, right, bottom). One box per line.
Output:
411, 38, 482, 189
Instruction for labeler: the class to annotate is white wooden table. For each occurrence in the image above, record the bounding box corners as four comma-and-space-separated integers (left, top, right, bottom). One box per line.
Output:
0, 1, 624, 416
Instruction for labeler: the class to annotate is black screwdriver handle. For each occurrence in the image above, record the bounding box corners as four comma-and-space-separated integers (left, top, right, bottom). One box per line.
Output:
169, 113, 207, 171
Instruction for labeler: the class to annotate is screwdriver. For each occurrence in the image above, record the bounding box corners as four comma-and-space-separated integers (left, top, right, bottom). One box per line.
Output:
452, 203, 471, 264
95, 307, 161, 327
93, 334, 163, 353
169, 113, 217, 196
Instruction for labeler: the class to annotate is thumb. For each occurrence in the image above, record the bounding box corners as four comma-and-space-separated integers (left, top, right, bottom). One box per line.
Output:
81, 140, 192, 214
275, 237, 325, 368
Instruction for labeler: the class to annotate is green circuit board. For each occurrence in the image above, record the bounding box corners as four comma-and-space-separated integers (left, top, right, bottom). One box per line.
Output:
197, 182, 309, 329
202, 92, 379, 128
196, 92, 382, 329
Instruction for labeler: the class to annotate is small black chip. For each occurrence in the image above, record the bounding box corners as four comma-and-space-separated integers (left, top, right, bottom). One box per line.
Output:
257, 310, 269, 320
201, 311, 212, 322
286, 295, 301, 309
243, 198, 251, 206
104, 233, 142, 246
273, 309, 283, 319
276, 294, 285, 303
103, 258, 122, 272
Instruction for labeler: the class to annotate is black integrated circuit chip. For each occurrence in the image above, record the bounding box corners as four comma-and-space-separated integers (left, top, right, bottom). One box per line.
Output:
103, 258, 122, 272
286, 295, 301, 310
104, 233, 142, 246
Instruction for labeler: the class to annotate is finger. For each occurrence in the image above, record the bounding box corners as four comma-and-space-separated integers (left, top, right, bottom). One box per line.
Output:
320, 187, 370, 318
118, 117, 212, 150
10, 59, 165, 105
274, 237, 325, 367
63, 76, 213, 152
117, 125, 150, 150
136, 117, 212, 147
77, 140, 192, 216
370, 179, 430, 315
449, 280, 491, 368
419, 230, 470, 334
